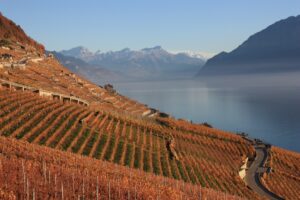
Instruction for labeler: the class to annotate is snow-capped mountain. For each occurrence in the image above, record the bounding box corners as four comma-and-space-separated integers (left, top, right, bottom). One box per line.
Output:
60, 46, 205, 80
170, 50, 216, 61
60, 46, 95, 61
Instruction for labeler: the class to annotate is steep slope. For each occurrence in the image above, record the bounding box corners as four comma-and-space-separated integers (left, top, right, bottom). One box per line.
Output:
0, 16, 151, 116
1, 12, 300, 200
0, 12, 44, 53
61, 46, 205, 80
0, 136, 243, 200
199, 15, 300, 75
0, 88, 262, 199
262, 147, 300, 199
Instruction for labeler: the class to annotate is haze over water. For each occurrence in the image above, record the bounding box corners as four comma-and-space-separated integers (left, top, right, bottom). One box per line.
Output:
115, 73, 300, 153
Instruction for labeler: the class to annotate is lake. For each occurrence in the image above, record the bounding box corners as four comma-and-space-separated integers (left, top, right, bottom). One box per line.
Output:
114, 74, 300, 153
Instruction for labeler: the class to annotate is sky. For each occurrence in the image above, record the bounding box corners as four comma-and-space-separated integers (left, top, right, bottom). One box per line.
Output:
1, 0, 300, 54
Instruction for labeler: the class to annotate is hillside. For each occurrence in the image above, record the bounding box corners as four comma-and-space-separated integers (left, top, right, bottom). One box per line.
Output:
199, 15, 300, 75
0, 12, 299, 200
0, 41, 153, 117
0, 13, 44, 53
0, 88, 262, 199
262, 147, 300, 199
0, 136, 244, 199
60, 46, 205, 81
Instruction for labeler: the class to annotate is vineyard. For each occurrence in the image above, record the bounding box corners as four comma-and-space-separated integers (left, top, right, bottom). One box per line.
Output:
0, 43, 151, 117
261, 147, 300, 200
1, 12, 300, 200
0, 136, 244, 199
0, 88, 264, 199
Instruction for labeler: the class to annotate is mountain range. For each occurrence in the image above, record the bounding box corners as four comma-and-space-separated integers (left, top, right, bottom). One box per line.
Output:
199, 15, 300, 75
50, 51, 124, 84
59, 46, 206, 82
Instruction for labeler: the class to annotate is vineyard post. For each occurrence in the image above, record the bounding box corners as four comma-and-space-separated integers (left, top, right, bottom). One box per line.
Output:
48, 170, 51, 184
108, 181, 111, 200
128, 185, 130, 200
22, 160, 26, 194
134, 184, 137, 200
26, 178, 29, 200
96, 176, 99, 200
118, 177, 121, 198
82, 178, 85, 200
198, 185, 201, 200
72, 173, 75, 193
61, 182, 64, 200
43, 160, 47, 183
32, 187, 35, 200
54, 174, 57, 199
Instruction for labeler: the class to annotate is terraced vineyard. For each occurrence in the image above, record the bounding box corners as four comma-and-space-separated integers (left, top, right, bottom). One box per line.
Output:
262, 147, 300, 200
0, 136, 245, 200
0, 88, 261, 199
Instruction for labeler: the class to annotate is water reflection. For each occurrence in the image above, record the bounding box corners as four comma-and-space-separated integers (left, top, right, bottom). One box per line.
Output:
114, 74, 300, 152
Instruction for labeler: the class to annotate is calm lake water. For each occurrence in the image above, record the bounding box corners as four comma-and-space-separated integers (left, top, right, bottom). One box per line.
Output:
114, 76, 300, 153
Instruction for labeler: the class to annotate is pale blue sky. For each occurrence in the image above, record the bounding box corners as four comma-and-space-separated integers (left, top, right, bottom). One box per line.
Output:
1, 0, 300, 54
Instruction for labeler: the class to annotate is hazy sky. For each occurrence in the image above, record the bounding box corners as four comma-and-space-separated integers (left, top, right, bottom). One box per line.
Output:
1, 0, 300, 54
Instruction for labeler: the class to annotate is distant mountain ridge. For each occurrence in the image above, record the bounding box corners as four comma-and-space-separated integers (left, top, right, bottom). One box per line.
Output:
50, 51, 125, 84
199, 15, 300, 75
60, 46, 205, 80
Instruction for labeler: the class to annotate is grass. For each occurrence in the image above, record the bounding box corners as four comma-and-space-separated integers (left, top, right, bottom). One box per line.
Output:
16, 110, 51, 139
82, 131, 99, 156
170, 160, 180, 180
27, 109, 64, 143
71, 129, 91, 153
39, 115, 68, 145
49, 115, 78, 148
133, 146, 141, 169
61, 125, 83, 151
160, 155, 170, 177
104, 133, 116, 161
93, 134, 108, 159
152, 153, 160, 175
113, 139, 124, 164
176, 160, 189, 182
124, 144, 133, 167
185, 165, 197, 184
143, 150, 150, 172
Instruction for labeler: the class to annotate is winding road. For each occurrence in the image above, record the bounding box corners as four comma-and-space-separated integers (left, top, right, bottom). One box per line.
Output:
245, 144, 283, 200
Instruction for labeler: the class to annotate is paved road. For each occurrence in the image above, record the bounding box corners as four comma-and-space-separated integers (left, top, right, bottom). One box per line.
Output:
245, 145, 283, 200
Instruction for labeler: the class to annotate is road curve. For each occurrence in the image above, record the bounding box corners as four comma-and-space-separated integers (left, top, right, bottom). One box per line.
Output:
245, 144, 283, 200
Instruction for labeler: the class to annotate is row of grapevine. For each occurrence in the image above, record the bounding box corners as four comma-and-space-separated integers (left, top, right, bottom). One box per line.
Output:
261, 147, 300, 200
0, 88, 258, 199
0, 135, 244, 200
